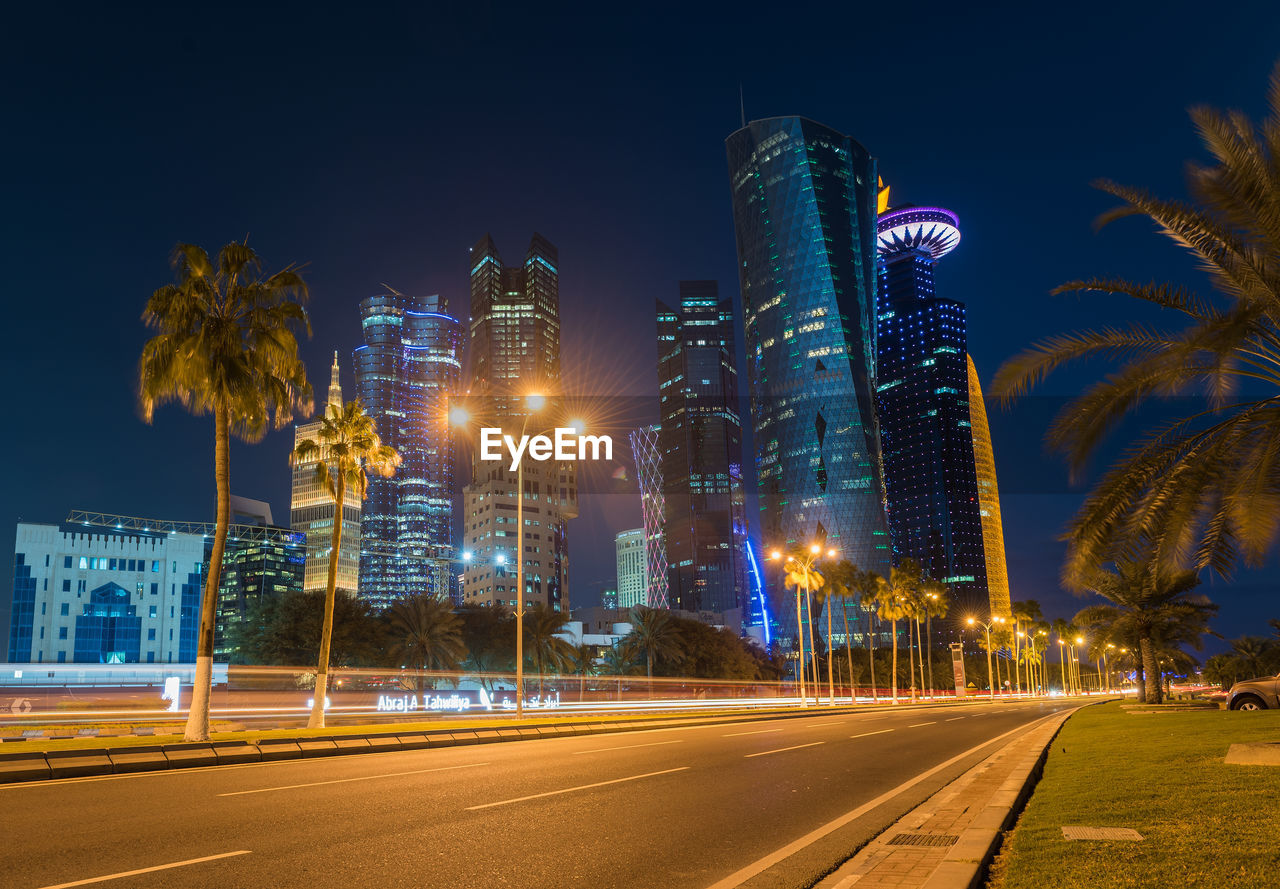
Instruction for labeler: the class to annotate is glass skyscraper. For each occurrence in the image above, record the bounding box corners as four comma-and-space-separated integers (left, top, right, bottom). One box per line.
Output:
656, 282, 748, 616
726, 117, 892, 635
875, 205, 988, 608
354, 292, 464, 607
629, 424, 669, 609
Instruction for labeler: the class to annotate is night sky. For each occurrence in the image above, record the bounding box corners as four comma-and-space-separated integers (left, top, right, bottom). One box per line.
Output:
5, 1, 1278, 648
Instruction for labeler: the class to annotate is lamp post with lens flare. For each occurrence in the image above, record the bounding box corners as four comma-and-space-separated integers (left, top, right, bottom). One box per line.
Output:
769, 544, 837, 707
967, 616, 1003, 702
451, 394, 586, 719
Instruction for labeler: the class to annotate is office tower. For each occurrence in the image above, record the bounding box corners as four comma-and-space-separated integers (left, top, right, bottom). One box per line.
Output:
615, 529, 647, 609
629, 424, 669, 608
655, 282, 748, 614
726, 117, 892, 634
214, 497, 305, 661
291, 354, 362, 596
354, 292, 464, 608
601, 587, 618, 609
876, 206, 988, 607
966, 355, 1012, 618
8, 509, 301, 664
461, 234, 577, 610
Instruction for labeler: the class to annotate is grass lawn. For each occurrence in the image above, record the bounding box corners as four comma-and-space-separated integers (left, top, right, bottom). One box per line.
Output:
991, 700, 1280, 889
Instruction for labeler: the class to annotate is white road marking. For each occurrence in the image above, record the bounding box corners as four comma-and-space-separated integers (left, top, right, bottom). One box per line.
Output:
723, 728, 784, 737
805, 720, 848, 727
217, 762, 488, 796
850, 729, 893, 739
572, 740, 684, 755
908, 722, 936, 728
704, 711, 1069, 889
34, 850, 251, 888
744, 742, 825, 758
945, 716, 966, 722
465, 767, 690, 810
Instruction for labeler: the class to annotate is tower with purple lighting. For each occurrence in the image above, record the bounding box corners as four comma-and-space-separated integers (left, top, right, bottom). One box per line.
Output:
875, 205, 988, 609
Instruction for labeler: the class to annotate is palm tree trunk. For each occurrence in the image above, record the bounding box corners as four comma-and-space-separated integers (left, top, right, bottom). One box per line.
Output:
826, 595, 835, 705
184, 404, 231, 742
867, 608, 877, 701
841, 603, 854, 704
908, 617, 917, 702
310, 474, 345, 729
1139, 634, 1160, 704
925, 613, 934, 700
891, 619, 899, 704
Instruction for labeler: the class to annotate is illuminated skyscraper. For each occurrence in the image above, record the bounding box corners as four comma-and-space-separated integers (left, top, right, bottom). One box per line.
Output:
291, 354, 362, 596
615, 528, 647, 609
354, 292, 463, 608
726, 117, 892, 640
966, 355, 1012, 619
461, 234, 577, 610
656, 282, 747, 615
875, 206, 987, 608
629, 424, 669, 608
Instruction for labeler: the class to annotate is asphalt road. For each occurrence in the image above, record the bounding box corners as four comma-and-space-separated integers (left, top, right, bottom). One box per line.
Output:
3, 699, 1073, 889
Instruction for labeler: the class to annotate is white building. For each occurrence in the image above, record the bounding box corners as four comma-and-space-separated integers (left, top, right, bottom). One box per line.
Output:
615, 528, 648, 609
8, 522, 206, 664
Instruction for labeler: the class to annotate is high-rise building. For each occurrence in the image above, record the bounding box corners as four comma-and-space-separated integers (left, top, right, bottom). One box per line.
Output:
656, 282, 748, 614
726, 117, 892, 637
629, 424, 669, 608
875, 206, 987, 607
615, 529, 647, 609
461, 234, 577, 611
214, 498, 305, 661
291, 354, 362, 596
354, 292, 464, 608
966, 355, 1012, 619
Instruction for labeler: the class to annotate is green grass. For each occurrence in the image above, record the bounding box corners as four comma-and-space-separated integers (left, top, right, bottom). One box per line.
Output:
991, 701, 1280, 889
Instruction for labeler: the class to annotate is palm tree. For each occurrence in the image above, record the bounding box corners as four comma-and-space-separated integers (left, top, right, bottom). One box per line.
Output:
854, 570, 884, 699
1073, 561, 1217, 703
873, 561, 921, 704
992, 66, 1280, 586
523, 602, 575, 699
139, 242, 311, 742
826, 561, 877, 702
921, 580, 949, 697
782, 561, 826, 702
291, 399, 399, 728
568, 643, 597, 701
1228, 636, 1274, 679
386, 594, 465, 690
626, 607, 684, 688
1011, 600, 1042, 694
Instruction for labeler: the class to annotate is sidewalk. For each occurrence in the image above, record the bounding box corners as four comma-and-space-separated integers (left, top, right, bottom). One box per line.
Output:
815, 707, 1076, 889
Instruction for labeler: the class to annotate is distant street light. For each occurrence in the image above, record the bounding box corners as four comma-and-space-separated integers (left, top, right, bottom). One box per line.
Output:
770, 544, 837, 707
967, 617, 999, 702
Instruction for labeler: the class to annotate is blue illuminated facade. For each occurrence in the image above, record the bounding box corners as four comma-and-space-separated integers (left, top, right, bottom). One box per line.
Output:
726, 117, 892, 641
355, 293, 464, 607
875, 206, 987, 606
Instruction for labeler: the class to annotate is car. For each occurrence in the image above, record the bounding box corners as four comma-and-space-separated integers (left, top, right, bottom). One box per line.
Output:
1227, 674, 1280, 710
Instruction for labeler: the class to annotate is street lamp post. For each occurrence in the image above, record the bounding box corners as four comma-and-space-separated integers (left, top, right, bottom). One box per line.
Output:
770, 544, 837, 708
1056, 639, 1068, 695
967, 617, 998, 702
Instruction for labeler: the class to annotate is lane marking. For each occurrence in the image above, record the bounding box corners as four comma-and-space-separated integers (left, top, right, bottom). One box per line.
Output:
465, 767, 689, 810
34, 850, 251, 888
908, 722, 936, 728
217, 762, 488, 796
572, 740, 684, 755
744, 742, 825, 758
850, 729, 893, 739
945, 716, 966, 722
805, 720, 848, 727
704, 710, 1071, 889
723, 728, 784, 737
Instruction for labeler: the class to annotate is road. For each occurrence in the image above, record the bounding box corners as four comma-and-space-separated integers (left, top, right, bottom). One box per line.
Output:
3, 699, 1073, 889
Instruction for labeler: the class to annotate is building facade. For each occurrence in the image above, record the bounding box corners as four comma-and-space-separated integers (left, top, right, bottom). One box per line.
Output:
656, 282, 748, 615
461, 234, 578, 610
615, 528, 647, 609
629, 424, 669, 608
291, 354, 363, 597
875, 206, 988, 607
354, 292, 464, 608
966, 354, 1012, 619
726, 117, 892, 641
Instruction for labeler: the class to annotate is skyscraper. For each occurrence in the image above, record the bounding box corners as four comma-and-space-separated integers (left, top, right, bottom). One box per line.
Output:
966, 355, 1012, 619
615, 528, 647, 609
875, 206, 988, 608
460, 234, 577, 610
656, 282, 748, 615
629, 424, 669, 608
726, 117, 892, 631
354, 292, 464, 608
291, 354, 362, 596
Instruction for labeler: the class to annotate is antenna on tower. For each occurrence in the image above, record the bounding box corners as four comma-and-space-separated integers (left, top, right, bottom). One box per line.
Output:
739, 83, 746, 128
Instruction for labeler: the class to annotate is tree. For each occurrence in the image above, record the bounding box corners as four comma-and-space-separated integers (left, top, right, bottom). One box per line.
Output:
291, 399, 400, 728
600, 641, 640, 676
1073, 560, 1217, 703
993, 65, 1280, 586
1228, 635, 1274, 680
782, 561, 826, 701
523, 602, 575, 698
568, 643, 598, 701
458, 605, 514, 691
385, 595, 465, 689
825, 561, 869, 699
625, 607, 684, 684
873, 560, 921, 703
652, 617, 765, 681
921, 580, 949, 695
230, 590, 384, 667
139, 242, 311, 741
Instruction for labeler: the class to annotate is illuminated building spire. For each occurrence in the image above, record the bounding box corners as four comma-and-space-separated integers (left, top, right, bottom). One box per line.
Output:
327, 350, 343, 407
967, 354, 1012, 619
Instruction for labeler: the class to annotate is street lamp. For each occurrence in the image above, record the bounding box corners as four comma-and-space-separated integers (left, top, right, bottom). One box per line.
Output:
769, 544, 837, 708
967, 617, 998, 702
